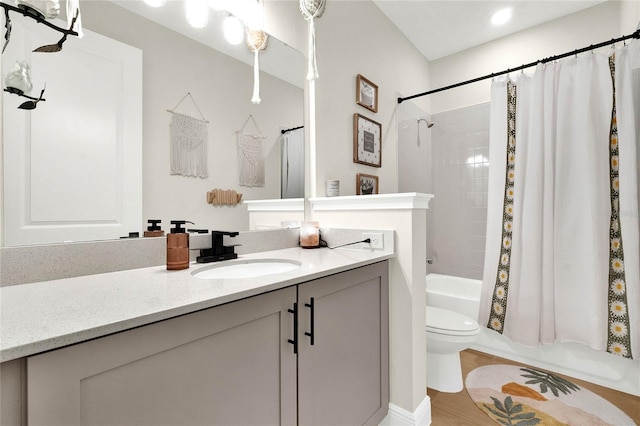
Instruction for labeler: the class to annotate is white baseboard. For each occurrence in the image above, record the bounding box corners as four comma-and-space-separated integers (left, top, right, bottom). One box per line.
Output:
379, 396, 431, 426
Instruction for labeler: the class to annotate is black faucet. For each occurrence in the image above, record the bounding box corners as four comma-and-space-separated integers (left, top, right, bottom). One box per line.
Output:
196, 231, 240, 263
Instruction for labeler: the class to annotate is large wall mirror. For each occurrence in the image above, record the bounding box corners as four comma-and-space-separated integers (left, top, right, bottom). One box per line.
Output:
1, 0, 304, 247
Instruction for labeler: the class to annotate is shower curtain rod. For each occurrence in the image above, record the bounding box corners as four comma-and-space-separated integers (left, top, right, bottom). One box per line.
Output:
397, 29, 640, 104
281, 125, 304, 134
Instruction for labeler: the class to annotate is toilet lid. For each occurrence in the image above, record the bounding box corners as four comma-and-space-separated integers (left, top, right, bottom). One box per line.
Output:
426, 306, 480, 335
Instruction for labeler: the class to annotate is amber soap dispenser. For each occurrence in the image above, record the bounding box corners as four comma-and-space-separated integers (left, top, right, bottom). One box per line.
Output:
166, 220, 193, 270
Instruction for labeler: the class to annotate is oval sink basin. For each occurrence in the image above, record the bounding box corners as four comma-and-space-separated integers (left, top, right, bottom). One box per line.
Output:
192, 259, 302, 279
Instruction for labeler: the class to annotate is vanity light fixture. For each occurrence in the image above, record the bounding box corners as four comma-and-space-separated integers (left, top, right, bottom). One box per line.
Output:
223, 14, 244, 45
186, 0, 209, 28
491, 7, 512, 26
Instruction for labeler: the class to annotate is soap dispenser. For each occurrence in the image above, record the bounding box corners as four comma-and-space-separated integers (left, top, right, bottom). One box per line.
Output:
144, 219, 164, 237
166, 220, 193, 270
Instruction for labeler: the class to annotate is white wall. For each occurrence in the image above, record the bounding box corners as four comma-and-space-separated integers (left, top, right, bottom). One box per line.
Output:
313, 1, 430, 196
429, 0, 639, 114
81, 2, 304, 233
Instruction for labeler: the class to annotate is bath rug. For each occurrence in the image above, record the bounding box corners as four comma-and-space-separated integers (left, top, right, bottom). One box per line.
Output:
465, 364, 635, 425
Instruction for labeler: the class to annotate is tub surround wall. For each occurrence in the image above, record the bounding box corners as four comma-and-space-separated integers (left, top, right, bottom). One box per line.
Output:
429, 104, 490, 280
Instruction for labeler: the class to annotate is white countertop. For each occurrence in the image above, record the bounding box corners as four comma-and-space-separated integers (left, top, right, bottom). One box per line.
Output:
0, 247, 393, 362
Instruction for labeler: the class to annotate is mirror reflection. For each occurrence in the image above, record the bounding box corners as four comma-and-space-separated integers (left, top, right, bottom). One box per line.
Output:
1, 0, 305, 247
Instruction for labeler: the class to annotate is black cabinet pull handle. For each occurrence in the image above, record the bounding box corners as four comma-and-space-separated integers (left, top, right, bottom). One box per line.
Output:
287, 303, 298, 354
304, 297, 315, 345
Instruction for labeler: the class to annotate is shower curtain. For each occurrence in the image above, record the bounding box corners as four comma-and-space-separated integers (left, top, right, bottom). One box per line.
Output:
480, 44, 639, 359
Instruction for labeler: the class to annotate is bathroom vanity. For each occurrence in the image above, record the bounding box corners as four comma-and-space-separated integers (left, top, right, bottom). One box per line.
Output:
0, 247, 391, 425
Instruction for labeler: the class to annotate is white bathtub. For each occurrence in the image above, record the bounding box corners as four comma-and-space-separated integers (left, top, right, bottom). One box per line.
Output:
426, 273, 640, 396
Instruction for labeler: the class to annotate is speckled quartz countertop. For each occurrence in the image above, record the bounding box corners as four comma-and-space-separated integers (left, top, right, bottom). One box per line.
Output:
0, 247, 393, 362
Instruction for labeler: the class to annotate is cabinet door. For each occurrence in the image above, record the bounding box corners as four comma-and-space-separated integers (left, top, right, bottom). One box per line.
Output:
297, 261, 389, 425
27, 287, 297, 426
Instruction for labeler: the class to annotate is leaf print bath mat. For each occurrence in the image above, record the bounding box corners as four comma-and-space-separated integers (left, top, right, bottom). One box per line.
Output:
465, 365, 635, 425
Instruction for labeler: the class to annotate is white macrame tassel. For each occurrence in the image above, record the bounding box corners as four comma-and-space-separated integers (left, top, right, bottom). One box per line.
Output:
300, 0, 325, 81
306, 17, 318, 80
66, 0, 83, 38
251, 49, 261, 104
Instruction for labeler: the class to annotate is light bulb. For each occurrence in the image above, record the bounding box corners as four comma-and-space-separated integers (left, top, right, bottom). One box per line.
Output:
224, 15, 244, 45
186, 0, 209, 29
143, 0, 165, 7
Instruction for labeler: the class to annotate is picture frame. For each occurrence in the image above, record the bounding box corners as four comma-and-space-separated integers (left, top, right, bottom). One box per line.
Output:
356, 173, 379, 195
353, 113, 382, 168
356, 74, 378, 113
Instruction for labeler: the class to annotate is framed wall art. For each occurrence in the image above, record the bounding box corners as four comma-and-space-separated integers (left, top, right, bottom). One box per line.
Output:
356, 74, 378, 113
356, 173, 379, 195
353, 113, 382, 168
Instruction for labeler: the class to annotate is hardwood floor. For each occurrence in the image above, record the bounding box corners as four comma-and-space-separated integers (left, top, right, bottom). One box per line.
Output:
428, 349, 640, 425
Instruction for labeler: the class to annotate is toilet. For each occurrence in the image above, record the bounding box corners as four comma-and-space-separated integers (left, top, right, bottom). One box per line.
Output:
426, 306, 480, 393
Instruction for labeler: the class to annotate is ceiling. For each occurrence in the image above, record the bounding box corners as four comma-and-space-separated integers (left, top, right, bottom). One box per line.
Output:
373, 0, 607, 61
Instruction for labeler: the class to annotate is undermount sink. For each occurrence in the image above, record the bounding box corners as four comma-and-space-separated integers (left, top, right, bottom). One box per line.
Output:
192, 259, 302, 280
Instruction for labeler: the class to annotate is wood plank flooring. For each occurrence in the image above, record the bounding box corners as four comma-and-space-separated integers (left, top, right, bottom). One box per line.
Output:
428, 349, 640, 425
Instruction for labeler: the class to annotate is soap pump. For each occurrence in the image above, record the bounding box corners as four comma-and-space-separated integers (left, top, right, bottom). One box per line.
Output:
166, 220, 194, 270
144, 219, 164, 237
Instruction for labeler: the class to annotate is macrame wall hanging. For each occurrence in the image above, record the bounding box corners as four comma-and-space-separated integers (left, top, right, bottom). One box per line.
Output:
246, 29, 268, 104
299, 0, 326, 80
237, 114, 265, 187
167, 92, 209, 178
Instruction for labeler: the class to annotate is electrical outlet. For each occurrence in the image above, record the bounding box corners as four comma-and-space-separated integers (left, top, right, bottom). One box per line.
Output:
363, 232, 384, 249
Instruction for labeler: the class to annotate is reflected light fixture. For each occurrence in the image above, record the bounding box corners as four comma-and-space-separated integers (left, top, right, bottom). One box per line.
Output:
186, 0, 209, 28
491, 7, 512, 26
224, 15, 244, 45
143, 0, 166, 7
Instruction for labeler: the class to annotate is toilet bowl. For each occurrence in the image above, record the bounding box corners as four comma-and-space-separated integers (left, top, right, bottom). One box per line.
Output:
426, 306, 480, 393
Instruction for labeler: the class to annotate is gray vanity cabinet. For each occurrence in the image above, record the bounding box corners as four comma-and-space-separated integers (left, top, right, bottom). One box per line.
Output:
297, 261, 389, 425
27, 286, 298, 425
24, 261, 389, 425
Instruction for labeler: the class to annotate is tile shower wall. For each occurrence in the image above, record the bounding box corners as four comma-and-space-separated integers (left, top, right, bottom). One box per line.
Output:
430, 103, 490, 280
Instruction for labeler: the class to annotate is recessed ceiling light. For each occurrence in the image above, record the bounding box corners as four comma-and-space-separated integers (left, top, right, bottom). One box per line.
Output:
491, 8, 512, 26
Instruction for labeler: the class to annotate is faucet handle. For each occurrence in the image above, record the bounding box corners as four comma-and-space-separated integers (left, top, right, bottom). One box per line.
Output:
212, 230, 239, 237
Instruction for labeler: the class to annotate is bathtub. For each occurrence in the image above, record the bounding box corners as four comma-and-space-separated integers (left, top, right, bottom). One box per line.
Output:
426, 273, 640, 396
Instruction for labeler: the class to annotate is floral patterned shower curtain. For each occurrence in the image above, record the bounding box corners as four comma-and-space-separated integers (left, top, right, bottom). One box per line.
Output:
479, 45, 639, 359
